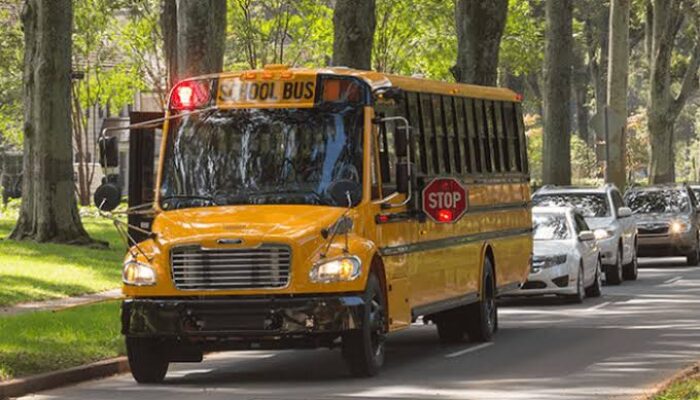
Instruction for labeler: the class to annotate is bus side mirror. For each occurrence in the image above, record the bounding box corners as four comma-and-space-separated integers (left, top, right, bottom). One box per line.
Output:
98, 136, 119, 168
395, 126, 408, 158
396, 162, 409, 194
94, 182, 121, 212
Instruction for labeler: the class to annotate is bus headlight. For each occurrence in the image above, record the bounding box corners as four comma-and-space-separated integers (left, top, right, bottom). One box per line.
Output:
123, 261, 156, 286
310, 256, 361, 283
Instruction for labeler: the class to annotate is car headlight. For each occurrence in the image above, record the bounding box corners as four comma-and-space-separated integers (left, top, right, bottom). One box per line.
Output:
532, 254, 567, 270
670, 221, 690, 234
594, 228, 614, 240
310, 256, 361, 283
123, 261, 156, 286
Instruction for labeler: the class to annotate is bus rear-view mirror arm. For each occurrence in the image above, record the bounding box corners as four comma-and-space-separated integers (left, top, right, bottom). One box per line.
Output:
373, 116, 413, 209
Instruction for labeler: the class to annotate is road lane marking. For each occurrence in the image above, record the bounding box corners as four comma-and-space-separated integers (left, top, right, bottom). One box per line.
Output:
444, 342, 493, 358
587, 301, 611, 311
663, 276, 682, 285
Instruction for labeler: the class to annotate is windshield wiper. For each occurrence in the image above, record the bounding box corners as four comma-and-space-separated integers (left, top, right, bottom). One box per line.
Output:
160, 195, 218, 208
219, 189, 327, 205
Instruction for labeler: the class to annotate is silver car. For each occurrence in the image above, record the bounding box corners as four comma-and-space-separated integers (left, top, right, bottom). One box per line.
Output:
512, 207, 602, 302
532, 184, 638, 285
625, 184, 700, 265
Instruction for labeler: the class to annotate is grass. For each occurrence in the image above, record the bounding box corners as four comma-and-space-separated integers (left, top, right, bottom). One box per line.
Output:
0, 301, 124, 381
654, 376, 700, 400
0, 211, 126, 307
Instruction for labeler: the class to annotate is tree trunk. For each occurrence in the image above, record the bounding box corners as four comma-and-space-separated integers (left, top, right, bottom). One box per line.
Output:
161, 0, 178, 89
649, 112, 674, 183
332, 0, 376, 70
647, 0, 700, 183
10, 0, 92, 244
452, 0, 508, 86
572, 44, 590, 143
606, 0, 630, 190
584, 5, 609, 118
176, 0, 226, 80
542, 0, 573, 185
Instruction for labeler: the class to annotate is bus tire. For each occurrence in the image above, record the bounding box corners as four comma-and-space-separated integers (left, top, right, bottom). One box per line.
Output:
342, 273, 387, 377
126, 337, 169, 384
465, 257, 497, 343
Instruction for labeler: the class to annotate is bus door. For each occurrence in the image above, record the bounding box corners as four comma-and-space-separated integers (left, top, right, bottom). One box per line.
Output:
372, 104, 415, 330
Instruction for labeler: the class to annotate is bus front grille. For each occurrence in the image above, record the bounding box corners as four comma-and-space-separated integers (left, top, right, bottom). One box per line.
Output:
171, 244, 291, 290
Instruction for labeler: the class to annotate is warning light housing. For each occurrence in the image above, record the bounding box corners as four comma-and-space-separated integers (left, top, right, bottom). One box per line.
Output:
170, 80, 212, 111
437, 209, 454, 223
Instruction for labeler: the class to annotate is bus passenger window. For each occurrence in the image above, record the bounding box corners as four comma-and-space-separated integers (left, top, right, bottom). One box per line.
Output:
441, 96, 457, 174
432, 95, 448, 174
474, 100, 492, 173
420, 93, 437, 175
405, 92, 426, 175
502, 101, 519, 172
485, 101, 500, 172
453, 97, 471, 174
465, 98, 483, 173
494, 101, 508, 172
515, 102, 528, 174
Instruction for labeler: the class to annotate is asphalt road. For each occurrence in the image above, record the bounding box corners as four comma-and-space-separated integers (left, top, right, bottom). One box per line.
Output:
21, 258, 700, 400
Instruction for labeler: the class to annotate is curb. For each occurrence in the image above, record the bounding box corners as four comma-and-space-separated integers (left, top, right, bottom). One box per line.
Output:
0, 357, 129, 399
641, 362, 700, 400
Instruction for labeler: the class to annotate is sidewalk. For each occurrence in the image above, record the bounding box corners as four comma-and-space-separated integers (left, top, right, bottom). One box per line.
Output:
0, 289, 122, 317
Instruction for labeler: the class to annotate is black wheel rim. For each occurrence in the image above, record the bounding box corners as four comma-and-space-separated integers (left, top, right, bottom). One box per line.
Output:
369, 294, 386, 358
578, 268, 584, 297
485, 276, 496, 332
617, 251, 623, 280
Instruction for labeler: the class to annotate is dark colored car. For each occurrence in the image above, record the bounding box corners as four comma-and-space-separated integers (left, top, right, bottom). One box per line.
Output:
624, 184, 700, 265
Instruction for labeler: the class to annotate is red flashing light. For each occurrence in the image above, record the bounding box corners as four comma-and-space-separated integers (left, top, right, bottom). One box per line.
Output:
377, 214, 390, 224
170, 81, 211, 110
515, 93, 524, 102
437, 209, 454, 223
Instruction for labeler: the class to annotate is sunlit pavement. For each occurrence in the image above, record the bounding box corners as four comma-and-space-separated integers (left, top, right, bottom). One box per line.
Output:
21, 258, 700, 400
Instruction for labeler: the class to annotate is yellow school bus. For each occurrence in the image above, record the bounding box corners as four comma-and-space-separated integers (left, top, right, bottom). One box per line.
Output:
114, 65, 532, 382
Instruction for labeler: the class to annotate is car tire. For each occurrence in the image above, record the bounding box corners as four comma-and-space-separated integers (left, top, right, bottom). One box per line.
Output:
568, 265, 585, 303
623, 244, 639, 280
465, 258, 497, 342
605, 248, 624, 285
342, 273, 387, 377
586, 259, 603, 298
126, 337, 169, 384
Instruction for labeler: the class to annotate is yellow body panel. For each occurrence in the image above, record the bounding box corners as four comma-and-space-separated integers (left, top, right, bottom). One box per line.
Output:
124, 67, 532, 335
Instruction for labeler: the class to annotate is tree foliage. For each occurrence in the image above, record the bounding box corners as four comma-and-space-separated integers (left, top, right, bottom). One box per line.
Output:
0, 0, 23, 147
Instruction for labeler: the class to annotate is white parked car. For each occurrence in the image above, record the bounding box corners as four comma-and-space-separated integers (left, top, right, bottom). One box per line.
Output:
532, 184, 638, 285
513, 207, 602, 302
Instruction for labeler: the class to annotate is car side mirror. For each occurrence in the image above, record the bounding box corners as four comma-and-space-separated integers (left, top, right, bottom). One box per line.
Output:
617, 207, 632, 218
578, 231, 595, 242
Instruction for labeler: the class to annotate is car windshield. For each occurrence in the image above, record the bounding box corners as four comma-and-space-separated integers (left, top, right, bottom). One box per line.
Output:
532, 193, 610, 218
625, 189, 690, 214
533, 213, 570, 240
160, 106, 364, 210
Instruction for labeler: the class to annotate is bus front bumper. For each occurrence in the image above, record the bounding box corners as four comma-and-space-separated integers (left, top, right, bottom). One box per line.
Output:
121, 296, 366, 341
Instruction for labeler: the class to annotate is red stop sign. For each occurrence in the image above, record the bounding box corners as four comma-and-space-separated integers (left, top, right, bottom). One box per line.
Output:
422, 178, 468, 223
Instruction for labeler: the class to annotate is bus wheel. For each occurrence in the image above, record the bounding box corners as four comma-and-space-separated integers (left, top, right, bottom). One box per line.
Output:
126, 337, 169, 384
465, 258, 496, 342
342, 273, 387, 377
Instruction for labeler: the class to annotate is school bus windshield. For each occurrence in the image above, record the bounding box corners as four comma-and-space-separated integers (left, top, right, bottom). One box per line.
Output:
159, 105, 364, 210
